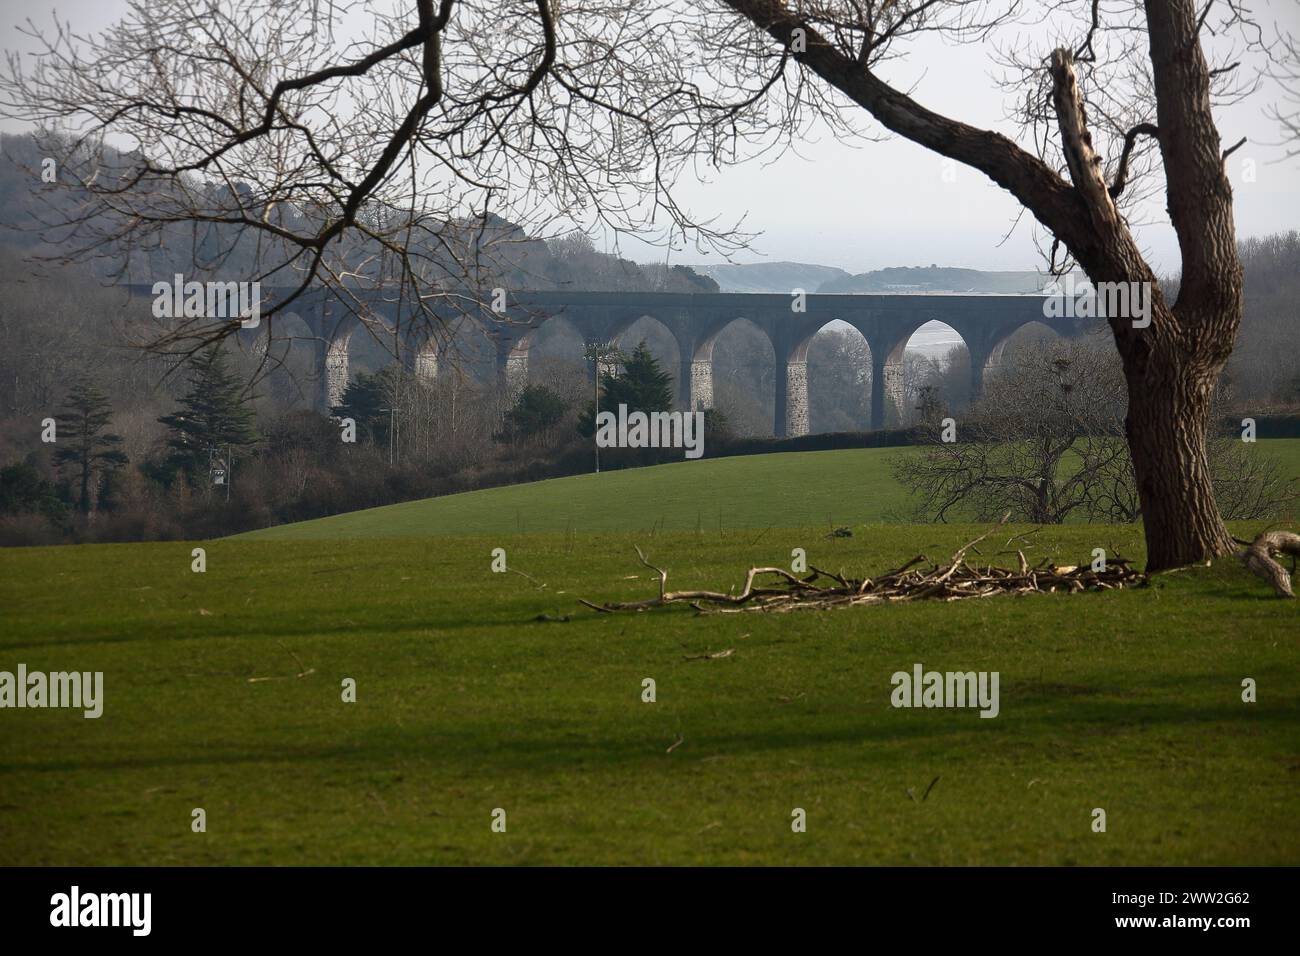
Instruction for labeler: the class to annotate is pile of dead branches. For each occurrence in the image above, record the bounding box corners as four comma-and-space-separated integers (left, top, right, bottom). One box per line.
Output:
580, 529, 1147, 616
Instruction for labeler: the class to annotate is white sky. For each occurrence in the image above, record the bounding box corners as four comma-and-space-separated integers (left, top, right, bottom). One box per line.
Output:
3, 0, 1298, 276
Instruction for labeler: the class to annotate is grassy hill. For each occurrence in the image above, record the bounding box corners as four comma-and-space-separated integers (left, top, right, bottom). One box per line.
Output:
239, 448, 914, 540
240, 441, 1300, 541
1, 522, 1297, 865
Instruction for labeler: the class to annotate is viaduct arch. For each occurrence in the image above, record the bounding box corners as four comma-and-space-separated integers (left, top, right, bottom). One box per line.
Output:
126, 287, 1091, 434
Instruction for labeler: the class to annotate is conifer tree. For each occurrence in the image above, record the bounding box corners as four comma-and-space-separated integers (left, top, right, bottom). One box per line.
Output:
498, 384, 569, 443
603, 341, 674, 414
332, 366, 402, 446
158, 346, 257, 482
51, 379, 128, 514
578, 341, 675, 436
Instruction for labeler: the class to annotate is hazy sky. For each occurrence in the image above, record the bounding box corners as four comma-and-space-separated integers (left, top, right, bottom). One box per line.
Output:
4, 0, 1298, 276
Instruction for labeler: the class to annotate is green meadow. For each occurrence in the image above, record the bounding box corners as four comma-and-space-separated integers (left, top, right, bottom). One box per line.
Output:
239, 447, 914, 540
1, 445, 1298, 865
239, 440, 1300, 540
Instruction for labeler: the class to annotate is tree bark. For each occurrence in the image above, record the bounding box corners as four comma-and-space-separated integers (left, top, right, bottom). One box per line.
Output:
1122, 325, 1237, 569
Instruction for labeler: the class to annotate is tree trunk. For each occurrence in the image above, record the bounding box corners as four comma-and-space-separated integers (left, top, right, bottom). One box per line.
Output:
1124, 356, 1236, 570
1119, 294, 1241, 571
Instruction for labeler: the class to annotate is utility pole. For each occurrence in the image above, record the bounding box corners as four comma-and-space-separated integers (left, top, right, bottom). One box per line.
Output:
380, 407, 397, 466
381, 372, 402, 467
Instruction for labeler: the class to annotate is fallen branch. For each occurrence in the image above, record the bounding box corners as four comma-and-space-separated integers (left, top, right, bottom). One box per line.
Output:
1239, 530, 1300, 598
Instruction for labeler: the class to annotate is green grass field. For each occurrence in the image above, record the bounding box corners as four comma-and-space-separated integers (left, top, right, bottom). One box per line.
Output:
2, 446, 1298, 865
240, 447, 914, 539
239, 440, 1300, 540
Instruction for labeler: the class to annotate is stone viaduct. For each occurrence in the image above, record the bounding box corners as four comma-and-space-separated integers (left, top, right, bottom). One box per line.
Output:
126, 286, 1090, 435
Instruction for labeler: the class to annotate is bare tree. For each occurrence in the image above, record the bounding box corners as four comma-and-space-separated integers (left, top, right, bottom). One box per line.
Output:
1267, 29, 1300, 161
903, 345, 971, 425
1226, 231, 1300, 407
807, 327, 872, 432
896, 341, 1297, 525
896, 342, 1138, 524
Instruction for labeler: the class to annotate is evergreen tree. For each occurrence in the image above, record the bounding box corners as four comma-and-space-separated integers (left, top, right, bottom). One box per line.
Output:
498, 384, 569, 443
605, 341, 674, 412
577, 341, 675, 435
0, 458, 67, 522
332, 366, 402, 446
51, 380, 128, 514
158, 347, 258, 482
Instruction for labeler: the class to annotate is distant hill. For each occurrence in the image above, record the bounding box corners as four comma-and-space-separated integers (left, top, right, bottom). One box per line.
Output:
683, 260, 1063, 295
0, 132, 716, 294
684, 261, 851, 294
818, 265, 1050, 294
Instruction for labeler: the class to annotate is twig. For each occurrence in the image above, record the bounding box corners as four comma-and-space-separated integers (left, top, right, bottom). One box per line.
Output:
682, 648, 734, 661
635, 545, 667, 599
921, 775, 941, 802
509, 568, 548, 590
